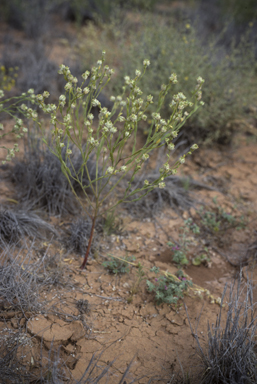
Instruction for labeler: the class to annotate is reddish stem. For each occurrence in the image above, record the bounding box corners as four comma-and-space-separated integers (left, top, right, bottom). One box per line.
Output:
80, 215, 97, 270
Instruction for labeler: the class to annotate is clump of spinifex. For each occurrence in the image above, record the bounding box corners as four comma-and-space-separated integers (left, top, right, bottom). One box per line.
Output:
18, 52, 204, 269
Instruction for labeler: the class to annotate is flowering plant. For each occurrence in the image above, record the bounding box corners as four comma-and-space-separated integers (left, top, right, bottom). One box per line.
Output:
16, 52, 204, 269
0, 68, 30, 163
147, 266, 192, 305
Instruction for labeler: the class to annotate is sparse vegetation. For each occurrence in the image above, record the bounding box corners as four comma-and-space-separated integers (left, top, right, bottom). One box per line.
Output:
102, 255, 135, 275
147, 266, 192, 305
198, 198, 246, 234
77, 11, 257, 145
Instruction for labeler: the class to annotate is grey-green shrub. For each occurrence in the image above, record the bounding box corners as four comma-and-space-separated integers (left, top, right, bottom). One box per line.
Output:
78, 12, 257, 145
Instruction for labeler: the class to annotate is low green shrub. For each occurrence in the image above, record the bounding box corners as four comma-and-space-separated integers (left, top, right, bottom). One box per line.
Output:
192, 250, 210, 266
168, 243, 189, 267
147, 266, 192, 305
77, 12, 257, 145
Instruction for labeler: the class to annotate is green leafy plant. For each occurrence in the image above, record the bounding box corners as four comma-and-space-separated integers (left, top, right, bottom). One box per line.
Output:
192, 249, 211, 266
147, 266, 192, 305
102, 255, 135, 275
20, 53, 202, 269
184, 217, 200, 234
200, 209, 221, 233
168, 243, 189, 266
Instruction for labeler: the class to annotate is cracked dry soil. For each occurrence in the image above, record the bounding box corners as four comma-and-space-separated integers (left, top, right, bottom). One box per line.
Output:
0, 136, 257, 383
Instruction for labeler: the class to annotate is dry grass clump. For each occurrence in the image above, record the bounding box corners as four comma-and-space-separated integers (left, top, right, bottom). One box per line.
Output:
11, 141, 77, 215
187, 274, 257, 384
11, 134, 97, 216
126, 174, 195, 217
126, 171, 215, 218
0, 328, 35, 384
63, 217, 92, 255
0, 208, 57, 246
0, 245, 45, 314
0, 240, 72, 314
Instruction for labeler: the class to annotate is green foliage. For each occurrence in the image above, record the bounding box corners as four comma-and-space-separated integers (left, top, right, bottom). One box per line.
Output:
102, 255, 135, 275
184, 217, 200, 234
192, 249, 210, 266
198, 198, 246, 233
200, 209, 221, 233
168, 243, 189, 266
147, 267, 192, 305
69, 0, 157, 25
78, 12, 257, 145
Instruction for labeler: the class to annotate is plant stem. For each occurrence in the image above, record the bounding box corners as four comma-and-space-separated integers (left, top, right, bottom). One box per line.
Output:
80, 215, 97, 270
